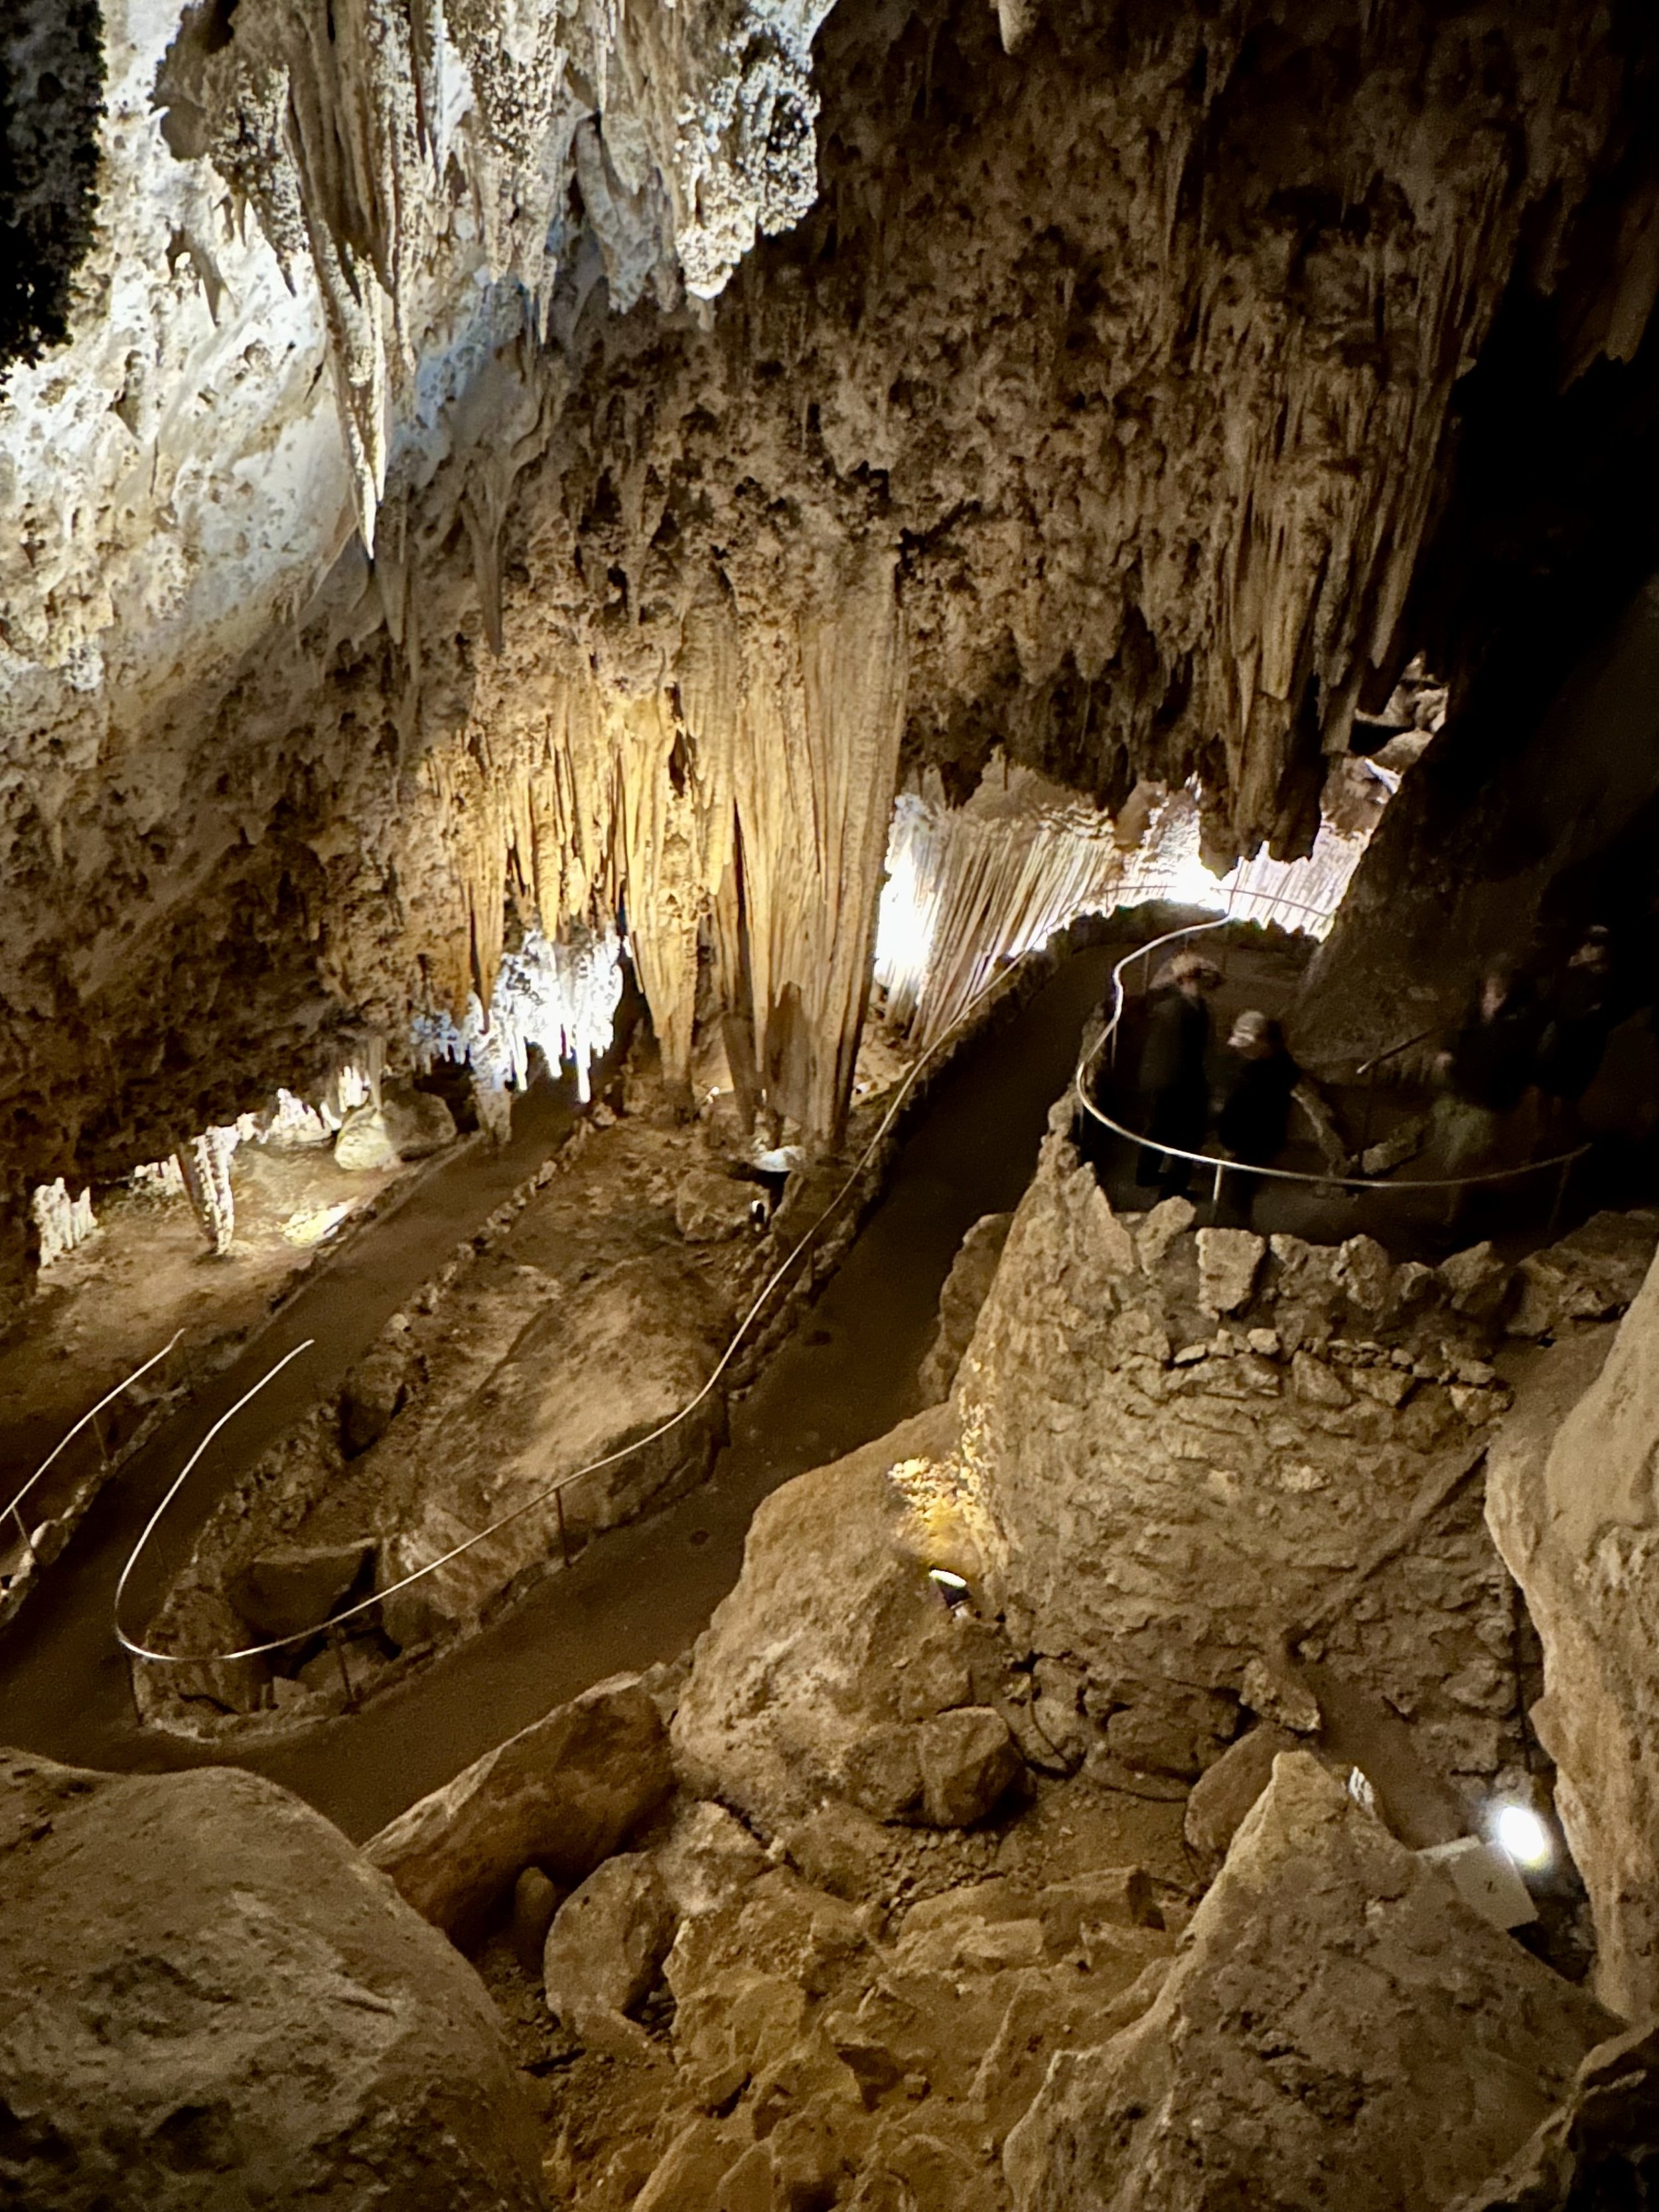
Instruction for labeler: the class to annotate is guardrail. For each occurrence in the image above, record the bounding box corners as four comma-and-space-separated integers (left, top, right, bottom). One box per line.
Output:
113, 949, 1035, 1695
1076, 913, 1590, 1224
3, 1331, 183, 1558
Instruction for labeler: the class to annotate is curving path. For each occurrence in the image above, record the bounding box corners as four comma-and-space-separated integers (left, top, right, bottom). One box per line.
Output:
0, 944, 1133, 1841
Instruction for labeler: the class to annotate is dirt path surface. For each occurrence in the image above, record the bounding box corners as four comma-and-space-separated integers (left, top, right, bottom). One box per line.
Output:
0, 948, 1125, 1838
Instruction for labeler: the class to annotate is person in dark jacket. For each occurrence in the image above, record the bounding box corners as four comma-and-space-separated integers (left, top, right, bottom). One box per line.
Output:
1536, 928, 1616, 1135
1443, 962, 1541, 1120
1214, 1009, 1300, 1226
1135, 953, 1221, 1197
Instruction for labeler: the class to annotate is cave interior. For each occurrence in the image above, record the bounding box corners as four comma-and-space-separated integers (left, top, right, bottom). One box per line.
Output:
3, 0, 1659, 2205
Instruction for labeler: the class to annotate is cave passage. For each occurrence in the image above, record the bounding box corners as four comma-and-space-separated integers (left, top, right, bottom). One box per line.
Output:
0, 938, 1119, 1836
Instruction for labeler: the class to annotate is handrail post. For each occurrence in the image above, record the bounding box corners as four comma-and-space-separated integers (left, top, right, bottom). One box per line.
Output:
1546, 1155, 1575, 1244
1212, 1159, 1226, 1221
329, 1625, 357, 1710
555, 1487, 571, 1570
11, 1503, 29, 1549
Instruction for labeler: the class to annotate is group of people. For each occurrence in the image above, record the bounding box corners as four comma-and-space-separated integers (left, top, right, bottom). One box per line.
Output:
1080, 913, 1636, 1229
1102, 950, 1303, 1218
1434, 926, 1621, 1167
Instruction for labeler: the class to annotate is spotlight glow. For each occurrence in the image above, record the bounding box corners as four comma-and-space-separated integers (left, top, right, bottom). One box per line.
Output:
1494, 1803, 1551, 1870
928, 1567, 971, 1601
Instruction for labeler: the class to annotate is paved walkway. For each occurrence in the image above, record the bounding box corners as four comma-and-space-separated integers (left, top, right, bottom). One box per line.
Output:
0, 947, 1119, 1841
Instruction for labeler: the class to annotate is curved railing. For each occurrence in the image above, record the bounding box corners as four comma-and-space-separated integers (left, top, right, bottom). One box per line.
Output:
114, 952, 1031, 1687
3, 1332, 183, 1557
1074, 913, 1591, 1211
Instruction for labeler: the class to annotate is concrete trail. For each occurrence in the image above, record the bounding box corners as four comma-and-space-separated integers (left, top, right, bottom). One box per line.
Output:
0, 947, 1119, 1842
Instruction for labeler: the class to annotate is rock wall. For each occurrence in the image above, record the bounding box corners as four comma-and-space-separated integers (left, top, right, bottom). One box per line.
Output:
955, 1102, 1546, 1804
1486, 1270, 1659, 2021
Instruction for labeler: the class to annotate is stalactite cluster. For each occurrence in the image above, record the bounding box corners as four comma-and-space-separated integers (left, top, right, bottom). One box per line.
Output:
3, 0, 1659, 1314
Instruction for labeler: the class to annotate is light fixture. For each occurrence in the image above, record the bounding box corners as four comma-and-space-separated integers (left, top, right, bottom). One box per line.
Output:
928, 1566, 971, 1607
1494, 1802, 1552, 1870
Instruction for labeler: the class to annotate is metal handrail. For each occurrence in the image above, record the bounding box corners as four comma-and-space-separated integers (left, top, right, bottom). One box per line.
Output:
115, 952, 1028, 1677
1355, 1027, 1436, 1079
4, 1332, 184, 1553
1075, 919, 1591, 1195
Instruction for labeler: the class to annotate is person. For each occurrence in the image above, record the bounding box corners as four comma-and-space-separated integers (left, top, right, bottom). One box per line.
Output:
1429, 960, 1543, 1228
1135, 953, 1221, 1197
1214, 1009, 1300, 1226
1535, 927, 1616, 1136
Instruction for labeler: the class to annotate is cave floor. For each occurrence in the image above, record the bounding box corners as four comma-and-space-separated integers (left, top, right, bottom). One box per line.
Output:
0, 923, 1618, 1842
0, 1143, 415, 1566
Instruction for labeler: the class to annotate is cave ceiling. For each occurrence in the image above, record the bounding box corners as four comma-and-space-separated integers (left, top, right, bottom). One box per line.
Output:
3, 0, 1659, 1234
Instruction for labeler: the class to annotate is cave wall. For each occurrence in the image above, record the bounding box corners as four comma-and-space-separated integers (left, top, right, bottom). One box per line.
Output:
1295, 570, 1659, 1070
4, 0, 1659, 1309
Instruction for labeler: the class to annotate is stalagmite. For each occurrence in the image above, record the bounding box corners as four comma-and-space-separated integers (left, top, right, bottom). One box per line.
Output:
30, 1181, 98, 1269
174, 1130, 238, 1258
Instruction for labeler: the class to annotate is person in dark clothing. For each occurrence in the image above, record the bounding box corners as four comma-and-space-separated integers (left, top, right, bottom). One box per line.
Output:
1135, 954, 1220, 1197
1443, 962, 1542, 1118
1536, 928, 1616, 1133
1214, 1010, 1300, 1227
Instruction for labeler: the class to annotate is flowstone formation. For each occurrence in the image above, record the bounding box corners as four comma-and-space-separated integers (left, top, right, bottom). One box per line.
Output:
4, 0, 1659, 1320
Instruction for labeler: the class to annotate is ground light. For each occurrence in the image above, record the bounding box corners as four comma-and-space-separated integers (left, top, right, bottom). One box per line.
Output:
1494, 1802, 1553, 1870
928, 1566, 972, 1607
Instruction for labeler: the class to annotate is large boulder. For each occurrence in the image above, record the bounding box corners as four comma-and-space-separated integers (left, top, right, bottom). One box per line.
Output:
674, 1165, 760, 1242
542, 1853, 676, 2052
382, 1086, 459, 1160
0, 1750, 543, 2211
1485, 1295, 1659, 2017
227, 1538, 376, 1641
363, 1675, 673, 1945
672, 1402, 1013, 1832
1005, 1752, 1613, 2212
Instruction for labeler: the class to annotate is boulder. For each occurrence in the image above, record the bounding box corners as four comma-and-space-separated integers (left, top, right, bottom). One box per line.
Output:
1439, 1240, 1512, 1319
918, 1211, 1015, 1401
1194, 1226, 1264, 1316
1485, 1305, 1659, 2016
673, 1402, 1007, 1831
340, 1339, 415, 1455
675, 1166, 760, 1242
917, 1706, 1022, 1826
364, 1675, 673, 1945
0, 1750, 543, 2210
511, 1866, 561, 1973
334, 1104, 402, 1171
227, 1538, 376, 1642
1506, 1209, 1659, 1339
381, 1085, 458, 1159
1449, 2020, 1659, 2211
652, 1798, 770, 1919
543, 1852, 676, 2039
1181, 1723, 1299, 1859
1005, 1752, 1614, 2212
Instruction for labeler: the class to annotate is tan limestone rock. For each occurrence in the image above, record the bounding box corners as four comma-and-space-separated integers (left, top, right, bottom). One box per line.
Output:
362, 1675, 672, 1945
1005, 1753, 1614, 2212
1485, 1302, 1659, 2017
0, 1751, 543, 2211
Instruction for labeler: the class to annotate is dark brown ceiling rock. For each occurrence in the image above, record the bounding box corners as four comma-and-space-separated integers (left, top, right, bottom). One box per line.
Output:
3, 0, 1659, 1273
